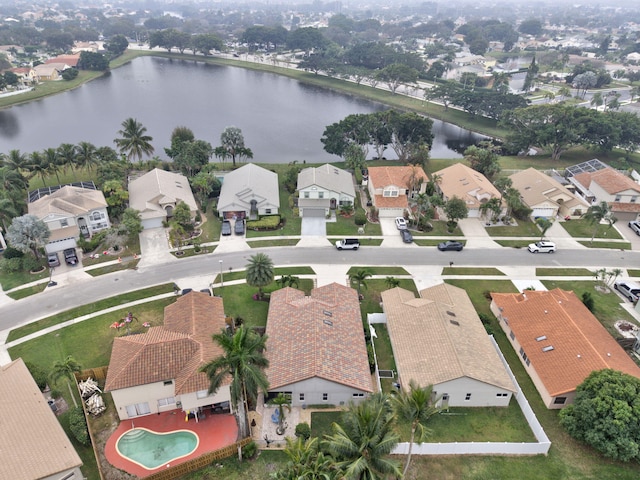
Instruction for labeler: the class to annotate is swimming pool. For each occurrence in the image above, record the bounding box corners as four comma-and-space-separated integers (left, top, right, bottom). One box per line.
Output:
116, 428, 199, 470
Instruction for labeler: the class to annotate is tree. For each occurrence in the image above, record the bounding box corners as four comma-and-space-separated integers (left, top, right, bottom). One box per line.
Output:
102, 179, 129, 218
75, 141, 98, 171
214, 126, 253, 167
349, 269, 371, 297
583, 201, 617, 243
479, 197, 502, 224
464, 143, 501, 180
49, 355, 82, 408
114, 118, 154, 162
172, 201, 193, 232
277, 274, 300, 289
385, 276, 400, 289
105, 34, 129, 56
273, 437, 337, 480
120, 208, 143, 237
443, 196, 469, 224
522, 56, 539, 93
245, 253, 274, 299
559, 369, 640, 462
590, 92, 603, 110
192, 33, 223, 56
391, 380, 439, 477
375, 63, 419, 94
6, 214, 50, 260
323, 393, 402, 480
272, 392, 292, 435
535, 217, 553, 240
78, 51, 109, 71
200, 327, 269, 440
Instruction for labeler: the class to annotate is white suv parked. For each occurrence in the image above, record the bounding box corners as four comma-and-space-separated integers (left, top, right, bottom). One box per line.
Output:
527, 241, 556, 253
335, 238, 360, 250
628, 221, 640, 236
614, 281, 640, 302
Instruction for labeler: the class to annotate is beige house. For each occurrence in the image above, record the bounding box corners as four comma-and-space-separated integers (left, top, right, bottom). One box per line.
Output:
491, 289, 640, 409
367, 166, 429, 218
28, 185, 110, 254
33, 63, 66, 81
296, 164, 355, 217
0, 358, 83, 480
105, 292, 231, 420
128, 168, 198, 229
382, 284, 516, 408
217, 163, 280, 220
265, 283, 373, 407
509, 168, 589, 219
570, 165, 640, 222
434, 163, 504, 218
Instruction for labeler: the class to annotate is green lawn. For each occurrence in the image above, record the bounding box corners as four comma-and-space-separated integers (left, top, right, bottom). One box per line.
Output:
371, 323, 397, 394
214, 267, 315, 284
494, 240, 530, 248
247, 239, 300, 248
442, 267, 504, 276
0, 266, 50, 291
86, 258, 141, 276
536, 268, 595, 277
346, 267, 409, 276
629, 270, 640, 277
6, 282, 47, 300
577, 241, 631, 250
486, 220, 541, 237
560, 219, 623, 240
183, 450, 286, 480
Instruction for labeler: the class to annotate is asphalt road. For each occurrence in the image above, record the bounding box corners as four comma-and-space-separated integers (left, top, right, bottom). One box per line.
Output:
1, 246, 639, 332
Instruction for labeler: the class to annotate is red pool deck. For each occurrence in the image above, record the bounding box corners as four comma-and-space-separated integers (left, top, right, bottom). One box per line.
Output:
105, 411, 238, 478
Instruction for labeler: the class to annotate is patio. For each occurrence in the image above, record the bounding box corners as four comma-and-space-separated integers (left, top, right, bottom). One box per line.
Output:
104, 410, 238, 478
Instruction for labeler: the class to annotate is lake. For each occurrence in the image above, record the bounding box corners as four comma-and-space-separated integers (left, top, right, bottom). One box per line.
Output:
0, 56, 485, 163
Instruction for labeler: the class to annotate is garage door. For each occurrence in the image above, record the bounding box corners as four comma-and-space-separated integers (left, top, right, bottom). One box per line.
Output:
532, 208, 556, 218
142, 217, 164, 230
378, 208, 404, 218
303, 208, 325, 218
46, 237, 77, 254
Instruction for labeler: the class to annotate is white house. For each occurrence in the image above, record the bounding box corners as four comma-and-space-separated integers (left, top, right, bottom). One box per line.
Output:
0, 358, 83, 480
217, 163, 280, 220
28, 184, 110, 253
296, 164, 355, 217
105, 292, 232, 420
382, 284, 516, 408
128, 168, 198, 229
264, 283, 373, 407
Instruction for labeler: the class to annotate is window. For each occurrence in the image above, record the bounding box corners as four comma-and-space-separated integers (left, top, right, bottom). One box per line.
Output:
265, 209, 271, 214
163, 380, 173, 386
632, 196, 637, 203
509, 331, 515, 340
322, 393, 328, 401
614, 195, 621, 202
464, 393, 472, 401
304, 192, 310, 198
352, 393, 364, 398
318, 192, 324, 199
158, 397, 175, 407
92, 211, 103, 221
299, 393, 305, 401
496, 393, 508, 397
196, 389, 210, 399
554, 397, 567, 405
383, 188, 399, 197
60, 218, 68, 227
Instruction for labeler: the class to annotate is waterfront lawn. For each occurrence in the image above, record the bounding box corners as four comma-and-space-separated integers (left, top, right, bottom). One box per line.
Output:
560, 219, 623, 240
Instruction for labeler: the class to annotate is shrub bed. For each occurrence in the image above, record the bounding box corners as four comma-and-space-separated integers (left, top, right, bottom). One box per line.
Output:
247, 215, 282, 230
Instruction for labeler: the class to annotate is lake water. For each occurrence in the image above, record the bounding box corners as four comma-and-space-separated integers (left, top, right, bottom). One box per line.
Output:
0, 56, 485, 162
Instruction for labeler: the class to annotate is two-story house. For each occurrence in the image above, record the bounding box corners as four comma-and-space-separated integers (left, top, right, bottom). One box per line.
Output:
367, 166, 429, 218
296, 164, 355, 217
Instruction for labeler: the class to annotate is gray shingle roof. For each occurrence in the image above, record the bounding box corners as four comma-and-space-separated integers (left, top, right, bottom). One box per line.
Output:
218, 163, 280, 213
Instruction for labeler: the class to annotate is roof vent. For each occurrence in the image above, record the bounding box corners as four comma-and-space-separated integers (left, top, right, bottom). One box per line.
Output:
446, 311, 456, 317
536, 335, 547, 342
323, 310, 332, 317
323, 319, 333, 326
542, 345, 554, 352
449, 319, 460, 326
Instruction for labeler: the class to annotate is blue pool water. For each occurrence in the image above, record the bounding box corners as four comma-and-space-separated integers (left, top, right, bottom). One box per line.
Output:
116, 428, 199, 469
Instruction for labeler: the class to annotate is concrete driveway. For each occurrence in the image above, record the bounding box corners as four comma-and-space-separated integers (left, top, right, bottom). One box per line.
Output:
138, 228, 177, 267
379, 217, 399, 236
301, 217, 326, 236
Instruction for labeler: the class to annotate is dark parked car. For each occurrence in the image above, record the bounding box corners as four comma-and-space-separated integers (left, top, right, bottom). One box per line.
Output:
199, 288, 212, 296
235, 219, 245, 235
400, 229, 413, 243
47, 252, 60, 267
437, 240, 464, 251
221, 220, 232, 236
63, 248, 78, 265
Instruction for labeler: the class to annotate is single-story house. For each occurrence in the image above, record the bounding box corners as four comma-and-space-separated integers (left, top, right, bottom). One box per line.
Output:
128, 168, 198, 229
509, 168, 590, 219
0, 358, 83, 480
296, 164, 355, 217
434, 163, 504, 218
367, 166, 429, 218
45, 54, 81, 68
382, 284, 516, 407
105, 292, 232, 420
491, 289, 640, 409
265, 283, 373, 407
28, 184, 110, 254
33, 63, 67, 81
217, 163, 280, 220
569, 163, 640, 223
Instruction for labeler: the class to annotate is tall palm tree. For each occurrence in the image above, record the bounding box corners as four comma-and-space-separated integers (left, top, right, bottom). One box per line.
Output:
42, 148, 62, 184
75, 141, 98, 172
272, 392, 292, 434
3, 149, 31, 184
57, 143, 78, 180
245, 253, 274, 299
391, 380, 439, 477
49, 355, 82, 408
274, 437, 337, 480
535, 217, 553, 240
583, 201, 617, 243
323, 393, 402, 480
200, 327, 269, 439
114, 117, 155, 162
29, 151, 48, 187
349, 269, 371, 297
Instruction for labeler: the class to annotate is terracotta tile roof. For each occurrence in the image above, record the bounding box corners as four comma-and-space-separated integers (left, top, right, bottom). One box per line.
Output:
45, 54, 80, 66
491, 289, 640, 396
382, 284, 516, 391
105, 293, 228, 394
368, 166, 428, 190
574, 168, 640, 195
265, 283, 373, 393
434, 163, 502, 210
373, 194, 409, 209
0, 359, 82, 480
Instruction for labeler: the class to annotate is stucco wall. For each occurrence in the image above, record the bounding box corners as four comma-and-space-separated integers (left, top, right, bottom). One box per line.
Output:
271, 377, 369, 408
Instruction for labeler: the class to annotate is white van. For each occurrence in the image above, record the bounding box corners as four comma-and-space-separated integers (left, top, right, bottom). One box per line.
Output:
335, 238, 360, 250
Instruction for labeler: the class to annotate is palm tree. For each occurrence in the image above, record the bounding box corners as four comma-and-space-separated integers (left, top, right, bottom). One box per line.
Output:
479, 197, 502, 224
245, 253, 274, 299
277, 274, 300, 289
56, 143, 78, 179
274, 437, 337, 480
75, 141, 98, 172
29, 151, 48, 187
349, 269, 371, 297
323, 393, 402, 480
200, 327, 269, 439
535, 217, 553, 240
114, 117, 155, 162
214, 126, 253, 167
391, 380, 439, 477
590, 92, 603, 110
49, 356, 82, 408
42, 148, 62, 184
384, 276, 400, 289
272, 392, 292, 435
583, 201, 617, 243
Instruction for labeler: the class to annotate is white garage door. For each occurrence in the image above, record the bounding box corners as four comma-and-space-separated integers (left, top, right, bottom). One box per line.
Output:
142, 217, 165, 230
46, 237, 77, 254
532, 208, 556, 218
302, 208, 326, 218
378, 208, 404, 218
